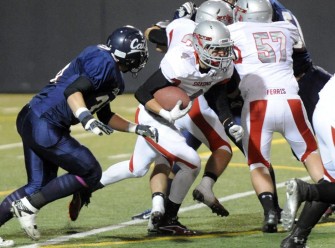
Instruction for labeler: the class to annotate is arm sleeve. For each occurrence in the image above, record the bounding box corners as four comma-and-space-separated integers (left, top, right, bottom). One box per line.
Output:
204, 83, 232, 123
204, 68, 241, 123
96, 104, 115, 125
226, 68, 240, 95
148, 28, 168, 46
63, 76, 94, 99
135, 68, 171, 105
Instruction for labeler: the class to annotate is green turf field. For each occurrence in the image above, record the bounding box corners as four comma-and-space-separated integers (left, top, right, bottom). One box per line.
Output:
1, 94, 334, 248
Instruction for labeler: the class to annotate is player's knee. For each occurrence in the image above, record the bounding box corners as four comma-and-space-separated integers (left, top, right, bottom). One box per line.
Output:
24, 183, 43, 195
83, 164, 103, 188
249, 163, 268, 171
131, 167, 149, 178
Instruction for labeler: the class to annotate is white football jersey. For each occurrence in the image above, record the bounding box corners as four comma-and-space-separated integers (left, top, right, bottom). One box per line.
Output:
318, 74, 335, 104
228, 21, 300, 101
161, 18, 234, 96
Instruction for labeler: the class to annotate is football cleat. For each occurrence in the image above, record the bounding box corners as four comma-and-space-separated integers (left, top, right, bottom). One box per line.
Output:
157, 216, 197, 235
150, 211, 164, 227
11, 197, 40, 240
193, 185, 229, 217
276, 207, 283, 224
321, 204, 335, 221
147, 215, 158, 234
68, 190, 91, 221
262, 209, 278, 233
0, 237, 14, 247
280, 226, 311, 248
131, 209, 151, 220
281, 179, 302, 231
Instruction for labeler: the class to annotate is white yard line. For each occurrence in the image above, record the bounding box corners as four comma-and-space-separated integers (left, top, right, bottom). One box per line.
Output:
17, 176, 311, 248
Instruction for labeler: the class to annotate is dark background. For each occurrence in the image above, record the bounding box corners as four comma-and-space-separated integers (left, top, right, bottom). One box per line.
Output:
0, 0, 334, 93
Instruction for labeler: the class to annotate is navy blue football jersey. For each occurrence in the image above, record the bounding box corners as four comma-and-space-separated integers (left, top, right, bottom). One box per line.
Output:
29, 44, 125, 128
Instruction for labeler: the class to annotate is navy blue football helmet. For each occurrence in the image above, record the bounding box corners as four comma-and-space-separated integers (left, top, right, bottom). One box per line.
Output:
107, 25, 148, 75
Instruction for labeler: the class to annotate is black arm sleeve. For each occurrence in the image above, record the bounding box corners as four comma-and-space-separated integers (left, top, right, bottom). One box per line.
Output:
226, 68, 241, 95
96, 104, 115, 125
63, 76, 94, 99
148, 28, 168, 46
204, 83, 232, 124
204, 68, 241, 124
135, 68, 171, 105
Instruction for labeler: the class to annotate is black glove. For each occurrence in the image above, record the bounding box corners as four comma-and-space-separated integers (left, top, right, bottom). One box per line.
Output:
77, 108, 113, 136
135, 125, 159, 143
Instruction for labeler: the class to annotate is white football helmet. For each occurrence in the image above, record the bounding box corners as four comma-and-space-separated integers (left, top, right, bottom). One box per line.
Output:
195, 0, 234, 25
234, 0, 273, 23
192, 20, 234, 71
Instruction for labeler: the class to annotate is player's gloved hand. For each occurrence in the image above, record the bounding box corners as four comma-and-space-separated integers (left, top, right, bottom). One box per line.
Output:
76, 107, 114, 136
173, 1, 197, 20
84, 119, 114, 136
224, 118, 244, 142
136, 124, 159, 143
159, 100, 193, 123
228, 124, 244, 142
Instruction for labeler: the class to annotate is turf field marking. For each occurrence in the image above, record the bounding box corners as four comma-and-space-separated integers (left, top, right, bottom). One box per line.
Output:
17, 176, 311, 248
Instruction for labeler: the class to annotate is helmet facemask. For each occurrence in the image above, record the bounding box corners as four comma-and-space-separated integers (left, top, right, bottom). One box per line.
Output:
193, 21, 234, 71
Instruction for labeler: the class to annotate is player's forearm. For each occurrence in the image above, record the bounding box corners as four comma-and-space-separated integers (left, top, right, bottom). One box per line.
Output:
108, 114, 137, 133
144, 98, 164, 115
67, 92, 87, 114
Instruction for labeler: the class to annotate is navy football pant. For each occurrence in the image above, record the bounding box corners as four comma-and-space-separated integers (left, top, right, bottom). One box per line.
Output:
0, 104, 102, 225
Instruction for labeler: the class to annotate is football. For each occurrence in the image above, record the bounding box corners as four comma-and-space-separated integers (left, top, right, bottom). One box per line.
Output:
154, 86, 190, 111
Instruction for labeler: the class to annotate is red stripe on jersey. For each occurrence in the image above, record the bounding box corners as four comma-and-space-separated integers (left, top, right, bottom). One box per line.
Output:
248, 100, 270, 167
328, 126, 335, 182
188, 98, 231, 152
193, 51, 201, 65
287, 99, 318, 162
171, 78, 181, 85
168, 29, 174, 47
134, 107, 140, 124
331, 126, 335, 147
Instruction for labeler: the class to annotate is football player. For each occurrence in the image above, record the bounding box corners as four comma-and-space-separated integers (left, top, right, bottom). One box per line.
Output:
6, 26, 157, 241
68, 1, 242, 235
133, 19, 236, 234
174, 0, 334, 232
280, 74, 335, 248
229, 0, 326, 233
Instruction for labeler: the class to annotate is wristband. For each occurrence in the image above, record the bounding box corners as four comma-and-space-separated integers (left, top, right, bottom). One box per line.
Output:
75, 107, 93, 127
127, 123, 137, 133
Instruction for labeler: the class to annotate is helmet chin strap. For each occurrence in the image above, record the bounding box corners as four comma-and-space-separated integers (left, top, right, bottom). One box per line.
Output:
131, 72, 139, 78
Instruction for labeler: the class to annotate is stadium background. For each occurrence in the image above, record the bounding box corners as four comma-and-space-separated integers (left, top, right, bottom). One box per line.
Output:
1, 0, 334, 93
